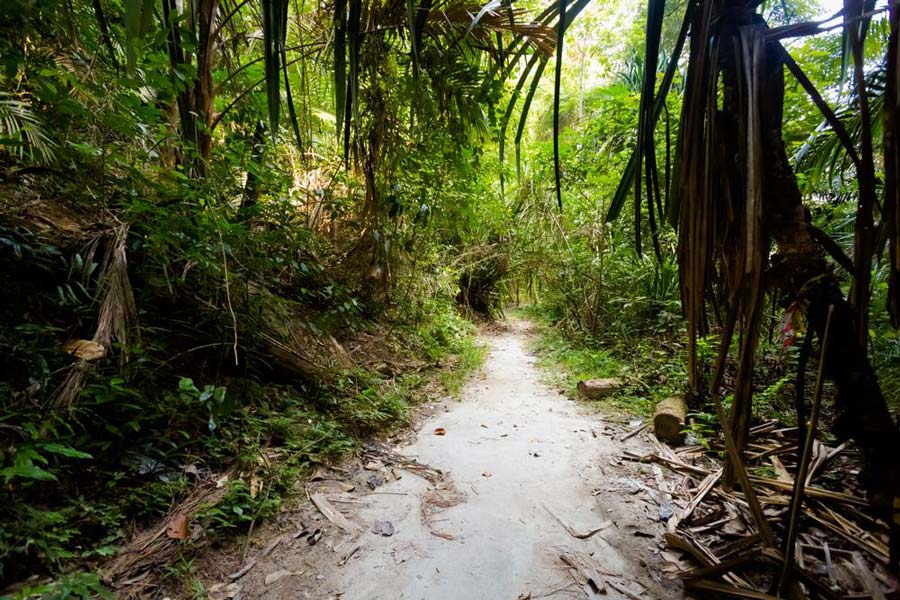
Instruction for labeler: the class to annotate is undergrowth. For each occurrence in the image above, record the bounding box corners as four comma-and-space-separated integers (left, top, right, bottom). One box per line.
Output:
0, 301, 482, 599
521, 305, 683, 418
520, 301, 808, 440
0, 197, 485, 597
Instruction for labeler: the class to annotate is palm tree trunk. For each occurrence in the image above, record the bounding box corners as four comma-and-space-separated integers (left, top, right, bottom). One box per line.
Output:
884, 5, 900, 326
758, 34, 900, 567
194, 0, 220, 167
161, 0, 219, 177
239, 120, 266, 221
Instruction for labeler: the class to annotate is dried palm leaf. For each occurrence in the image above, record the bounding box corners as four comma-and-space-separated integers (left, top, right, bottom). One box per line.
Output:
47, 225, 137, 410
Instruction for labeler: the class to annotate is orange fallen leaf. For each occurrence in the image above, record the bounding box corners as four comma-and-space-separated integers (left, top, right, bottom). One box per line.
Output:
434, 428, 446, 436
63, 339, 106, 361
166, 514, 189, 539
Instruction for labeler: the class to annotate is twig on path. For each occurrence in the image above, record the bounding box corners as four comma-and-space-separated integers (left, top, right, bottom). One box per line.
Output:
606, 580, 644, 600
528, 579, 577, 598
620, 420, 648, 441
227, 558, 257, 581
541, 501, 611, 540
310, 491, 359, 533
560, 549, 607, 594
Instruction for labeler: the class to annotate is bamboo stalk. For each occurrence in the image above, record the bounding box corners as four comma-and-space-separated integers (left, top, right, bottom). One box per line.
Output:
672, 469, 722, 528
746, 478, 866, 506
778, 305, 834, 595
712, 391, 776, 547
685, 578, 780, 599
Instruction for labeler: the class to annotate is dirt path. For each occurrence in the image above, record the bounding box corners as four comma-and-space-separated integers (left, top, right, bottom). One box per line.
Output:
221, 320, 686, 599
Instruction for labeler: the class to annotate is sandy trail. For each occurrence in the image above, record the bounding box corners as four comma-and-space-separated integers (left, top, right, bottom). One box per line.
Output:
230, 320, 685, 599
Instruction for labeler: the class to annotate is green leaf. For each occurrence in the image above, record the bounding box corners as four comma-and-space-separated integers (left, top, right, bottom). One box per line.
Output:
552, 0, 567, 211
199, 385, 214, 402
607, 150, 639, 222
335, 0, 348, 141
42, 443, 93, 459
4, 464, 53, 481
178, 377, 199, 394
123, 0, 155, 74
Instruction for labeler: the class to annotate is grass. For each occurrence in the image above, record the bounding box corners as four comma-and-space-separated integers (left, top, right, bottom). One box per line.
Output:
517, 305, 686, 419
439, 337, 487, 395
403, 302, 487, 396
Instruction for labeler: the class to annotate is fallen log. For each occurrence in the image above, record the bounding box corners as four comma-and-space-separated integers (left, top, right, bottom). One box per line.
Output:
576, 378, 622, 399
653, 395, 688, 444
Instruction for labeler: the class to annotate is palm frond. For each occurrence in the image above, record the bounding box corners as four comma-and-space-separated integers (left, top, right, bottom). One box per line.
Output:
672, 0, 715, 395
783, 45, 861, 175
514, 57, 549, 181
633, 0, 667, 257
795, 60, 885, 192
261, 0, 289, 131
335, 0, 348, 141
606, 0, 692, 224
426, 0, 556, 55
0, 93, 57, 165
552, 0, 566, 211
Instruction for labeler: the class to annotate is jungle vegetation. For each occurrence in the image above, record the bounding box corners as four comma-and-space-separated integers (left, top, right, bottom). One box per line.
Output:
2, 0, 900, 594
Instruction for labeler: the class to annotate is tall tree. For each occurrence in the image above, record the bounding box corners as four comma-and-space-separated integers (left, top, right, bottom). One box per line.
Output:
596, 0, 900, 566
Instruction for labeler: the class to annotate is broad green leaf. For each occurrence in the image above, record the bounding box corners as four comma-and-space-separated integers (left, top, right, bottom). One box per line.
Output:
42, 443, 93, 459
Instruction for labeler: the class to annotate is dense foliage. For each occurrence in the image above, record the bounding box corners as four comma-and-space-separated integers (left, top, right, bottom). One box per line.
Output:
0, 0, 525, 593
4, 0, 900, 593
506, 0, 900, 411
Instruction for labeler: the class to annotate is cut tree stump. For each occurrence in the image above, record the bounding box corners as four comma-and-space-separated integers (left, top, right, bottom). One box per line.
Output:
576, 378, 622, 399
654, 395, 688, 445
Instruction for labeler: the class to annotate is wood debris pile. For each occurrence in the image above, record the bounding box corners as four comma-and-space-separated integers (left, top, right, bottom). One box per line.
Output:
624, 420, 899, 599
361, 445, 444, 486
101, 472, 233, 596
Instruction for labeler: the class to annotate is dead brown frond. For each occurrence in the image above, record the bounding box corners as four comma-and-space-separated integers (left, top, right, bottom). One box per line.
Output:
674, 0, 715, 396
47, 223, 137, 409
425, 2, 556, 55
101, 472, 233, 595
